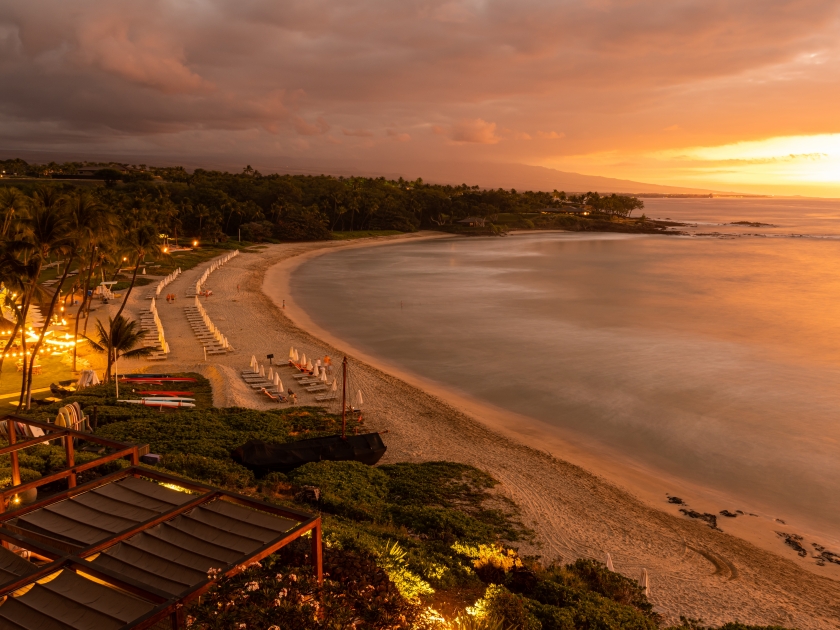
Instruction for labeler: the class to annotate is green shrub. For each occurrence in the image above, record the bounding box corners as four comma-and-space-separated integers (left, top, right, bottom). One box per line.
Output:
160, 453, 254, 489
375, 541, 434, 601
564, 559, 654, 616
98, 407, 337, 458
526, 594, 658, 630
390, 505, 497, 543
474, 584, 541, 630
288, 460, 389, 521
0, 467, 41, 487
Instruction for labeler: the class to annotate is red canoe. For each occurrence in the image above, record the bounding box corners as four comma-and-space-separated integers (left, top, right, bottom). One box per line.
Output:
120, 377, 197, 383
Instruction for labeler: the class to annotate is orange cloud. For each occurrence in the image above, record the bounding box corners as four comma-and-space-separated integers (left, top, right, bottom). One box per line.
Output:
294, 116, 330, 136
448, 119, 500, 144
76, 15, 212, 95
387, 129, 411, 142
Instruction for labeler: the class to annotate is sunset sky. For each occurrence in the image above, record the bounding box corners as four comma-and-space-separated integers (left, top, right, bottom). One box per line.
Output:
1, 0, 839, 196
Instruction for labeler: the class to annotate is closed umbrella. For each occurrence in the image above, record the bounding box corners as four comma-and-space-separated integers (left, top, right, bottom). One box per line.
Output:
354, 390, 364, 407
300, 353, 307, 366
605, 553, 614, 572
268, 367, 274, 381
289, 347, 295, 360
259, 365, 265, 377
320, 368, 328, 383
639, 569, 649, 597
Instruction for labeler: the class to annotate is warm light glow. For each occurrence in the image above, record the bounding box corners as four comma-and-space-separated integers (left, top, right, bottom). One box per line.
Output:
543, 133, 840, 196
193, 240, 198, 247
159, 482, 191, 493
655, 133, 840, 185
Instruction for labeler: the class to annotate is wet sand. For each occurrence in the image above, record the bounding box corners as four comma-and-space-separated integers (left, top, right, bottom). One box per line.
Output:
121, 233, 840, 628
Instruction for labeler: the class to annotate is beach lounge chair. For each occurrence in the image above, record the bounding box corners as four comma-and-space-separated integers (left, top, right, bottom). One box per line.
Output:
305, 383, 328, 393
315, 392, 339, 401
260, 388, 286, 403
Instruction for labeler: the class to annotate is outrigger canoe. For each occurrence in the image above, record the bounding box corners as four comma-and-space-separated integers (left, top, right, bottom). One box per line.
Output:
136, 391, 195, 397
118, 399, 196, 408
120, 376, 197, 383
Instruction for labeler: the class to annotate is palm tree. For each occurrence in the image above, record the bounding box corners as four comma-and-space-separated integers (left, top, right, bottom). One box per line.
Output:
107, 223, 162, 377
68, 192, 116, 371
14, 190, 74, 409
85, 315, 152, 381
0, 187, 24, 237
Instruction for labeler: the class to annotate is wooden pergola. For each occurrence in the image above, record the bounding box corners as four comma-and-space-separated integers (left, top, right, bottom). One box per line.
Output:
0, 414, 322, 629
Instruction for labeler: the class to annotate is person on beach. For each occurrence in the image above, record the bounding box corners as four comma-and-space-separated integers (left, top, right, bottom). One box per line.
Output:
282, 299, 285, 309
289, 391, 297, 405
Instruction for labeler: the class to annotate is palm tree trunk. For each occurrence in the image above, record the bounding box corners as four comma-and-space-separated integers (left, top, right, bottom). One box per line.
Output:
73, 250, 96, 371
0, 318, 22, 383
106, 256, 140, 382
25, 252, 74, 409
112, 256, 139, 325
16, 277, 38, 410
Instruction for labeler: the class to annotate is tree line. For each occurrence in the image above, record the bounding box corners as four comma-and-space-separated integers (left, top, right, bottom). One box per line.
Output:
1, 159, 644, 242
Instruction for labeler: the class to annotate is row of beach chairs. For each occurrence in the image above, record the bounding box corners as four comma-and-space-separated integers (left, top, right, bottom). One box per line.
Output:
185, 304, 233, 356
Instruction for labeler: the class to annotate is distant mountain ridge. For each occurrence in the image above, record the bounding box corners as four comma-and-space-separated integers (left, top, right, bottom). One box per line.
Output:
392, 162, 723, 195
256, 160, 726, 195
2, 149, 724, 194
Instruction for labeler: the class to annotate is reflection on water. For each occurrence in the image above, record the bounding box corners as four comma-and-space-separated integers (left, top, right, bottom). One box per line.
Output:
291, 200, 840, 536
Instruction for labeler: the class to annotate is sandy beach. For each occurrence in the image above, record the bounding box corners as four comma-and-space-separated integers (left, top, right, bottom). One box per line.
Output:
120, 233, 840, 629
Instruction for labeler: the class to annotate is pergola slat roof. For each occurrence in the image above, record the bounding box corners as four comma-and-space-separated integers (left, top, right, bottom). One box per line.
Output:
0, 415, 322, 629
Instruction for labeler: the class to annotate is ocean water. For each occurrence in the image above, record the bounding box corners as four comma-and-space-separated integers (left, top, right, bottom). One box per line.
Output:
290, 199, 840, 536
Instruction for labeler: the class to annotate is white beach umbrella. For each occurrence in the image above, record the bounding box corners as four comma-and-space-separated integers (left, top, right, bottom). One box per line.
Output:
259, 365, 265, 377
300, 353, 307, 366
251, 355, 257, 369
268, 367, 274, 381
639, 569, 649, 597
306, 360, 313, 372
605, 553, 614, 572
314, 359, 321, 369
289, 347, 295, 360
330, 379, 337, 392
320, 369, 327, 383
354, 390, 364, 407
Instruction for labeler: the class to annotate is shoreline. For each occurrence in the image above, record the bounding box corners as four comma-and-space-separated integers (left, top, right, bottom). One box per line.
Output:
126, 233, 840, 628
270, 233, 839, 553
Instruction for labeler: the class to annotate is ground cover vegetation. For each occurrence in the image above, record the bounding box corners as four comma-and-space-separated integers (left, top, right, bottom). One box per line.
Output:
1, 158, 660, 245
11, 377, 792, 630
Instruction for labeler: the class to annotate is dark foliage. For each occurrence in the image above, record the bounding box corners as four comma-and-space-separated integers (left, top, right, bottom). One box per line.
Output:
0, 158, 650, 241
188, 543, 424, 630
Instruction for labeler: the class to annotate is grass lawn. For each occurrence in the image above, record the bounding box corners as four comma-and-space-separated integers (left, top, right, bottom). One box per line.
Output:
0, 351, 75, 402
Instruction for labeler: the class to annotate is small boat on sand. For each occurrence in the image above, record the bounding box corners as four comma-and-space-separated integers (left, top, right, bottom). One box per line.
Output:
232, 432, 386, 475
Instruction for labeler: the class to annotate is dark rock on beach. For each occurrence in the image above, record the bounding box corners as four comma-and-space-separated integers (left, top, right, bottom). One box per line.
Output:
777, 532, 808, 557
680, 508, 718, 529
